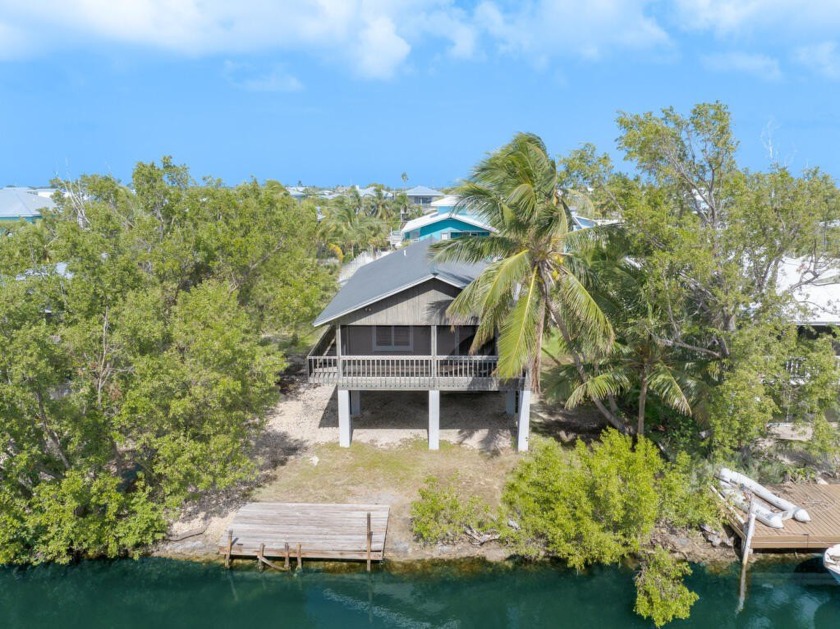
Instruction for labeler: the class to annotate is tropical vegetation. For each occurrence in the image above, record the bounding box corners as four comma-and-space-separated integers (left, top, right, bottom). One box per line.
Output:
0, 159, 333, 563
421, 102, 839, 625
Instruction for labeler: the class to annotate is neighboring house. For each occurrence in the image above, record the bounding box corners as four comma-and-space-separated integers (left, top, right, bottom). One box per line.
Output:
399, 195, 596, 243
357, 185, 393, 199
0, 187, 56, 226
404, 185, 444, 206
778, 258, 840, 329
286, 186, 307, 201
400, 194, 493, 242
307, 239, 531, 451
400, 212, 493, 242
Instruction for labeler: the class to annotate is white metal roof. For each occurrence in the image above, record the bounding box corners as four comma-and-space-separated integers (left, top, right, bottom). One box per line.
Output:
777, 258, 840, 325
400, 212, 493, 236
431, 195, 461, 208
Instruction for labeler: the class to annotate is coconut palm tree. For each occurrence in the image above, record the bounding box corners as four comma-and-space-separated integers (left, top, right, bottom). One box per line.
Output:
433, 133, 616, 413
562, 308, 694, 436
319, 201, 383, 259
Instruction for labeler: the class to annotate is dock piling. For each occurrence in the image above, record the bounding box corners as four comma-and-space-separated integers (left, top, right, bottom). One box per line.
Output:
366, 512, 372, 572
225, 530, 233, 569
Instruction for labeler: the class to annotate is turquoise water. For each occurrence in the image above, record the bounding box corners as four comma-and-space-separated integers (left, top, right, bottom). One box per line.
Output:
0, 558, 838, 628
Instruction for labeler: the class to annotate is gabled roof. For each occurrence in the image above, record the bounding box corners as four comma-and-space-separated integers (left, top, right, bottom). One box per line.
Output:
431, 195, 460, 208
405, 185, 444, 198
314, 239, 485, 326
400, 212, 493, 236
0, 187, 56, 219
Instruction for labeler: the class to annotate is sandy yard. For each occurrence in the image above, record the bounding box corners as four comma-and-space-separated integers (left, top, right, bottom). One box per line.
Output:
156, 374, 609, 563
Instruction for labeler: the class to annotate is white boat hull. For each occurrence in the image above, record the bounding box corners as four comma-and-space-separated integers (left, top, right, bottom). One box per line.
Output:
824, 545, 840, 584
718, 467, 811, 523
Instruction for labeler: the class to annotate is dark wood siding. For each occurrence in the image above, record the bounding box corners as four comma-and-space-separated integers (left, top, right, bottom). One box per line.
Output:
336, 279, 463, 326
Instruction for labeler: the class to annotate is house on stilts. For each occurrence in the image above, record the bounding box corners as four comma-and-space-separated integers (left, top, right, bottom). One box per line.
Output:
307, 239, 532, 451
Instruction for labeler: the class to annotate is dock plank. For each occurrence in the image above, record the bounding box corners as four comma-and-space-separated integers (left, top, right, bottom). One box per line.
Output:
219, 502, 390, 563
730, 484, 840, 550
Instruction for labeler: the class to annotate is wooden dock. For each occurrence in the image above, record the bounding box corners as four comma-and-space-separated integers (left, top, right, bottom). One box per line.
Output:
730, 484, 840, 550
219, 503, 390, 570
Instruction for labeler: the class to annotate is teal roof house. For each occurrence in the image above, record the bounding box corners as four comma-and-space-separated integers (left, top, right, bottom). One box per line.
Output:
401, 195, 493, 242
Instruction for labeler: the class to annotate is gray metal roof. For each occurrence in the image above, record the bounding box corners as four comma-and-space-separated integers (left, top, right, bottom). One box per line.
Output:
314, 239, 485, 326
405, 185, 444, 198
0, 187, 56, 219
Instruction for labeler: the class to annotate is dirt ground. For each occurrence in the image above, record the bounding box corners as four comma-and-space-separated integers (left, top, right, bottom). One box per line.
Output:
155, 375, 734, 565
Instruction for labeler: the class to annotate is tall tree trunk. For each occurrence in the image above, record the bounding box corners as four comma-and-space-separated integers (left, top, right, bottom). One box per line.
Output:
637, 369, 649, 437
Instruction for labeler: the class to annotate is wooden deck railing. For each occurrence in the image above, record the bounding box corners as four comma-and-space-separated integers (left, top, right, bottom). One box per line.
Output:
306, 354, 521, 391
784, 356, 840, 380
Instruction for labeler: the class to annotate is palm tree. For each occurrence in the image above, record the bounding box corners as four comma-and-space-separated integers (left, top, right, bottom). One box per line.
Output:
433, 133, 615, 410
319, 202, 383, 258
562, 308, 694, 436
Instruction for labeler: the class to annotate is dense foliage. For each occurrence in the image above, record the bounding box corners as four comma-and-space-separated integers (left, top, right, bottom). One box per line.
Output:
634, 548, 698, 627
0, 159, 333, 563
410, 432, 717, 625
501, 432, 718, 568
315, 185, 417, 259
546, 103, 840, 463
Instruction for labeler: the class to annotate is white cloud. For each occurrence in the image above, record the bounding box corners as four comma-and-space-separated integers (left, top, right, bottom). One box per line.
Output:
794, 42, 840, 80
4, 0, 840, 83
0, 20, 31, 59
474, 0, 671, 61
222, 61, 304, 92
0, 1, 422, 78
702, 51, 781, 81
353, 16, 411, 79
672, 1, 840, 38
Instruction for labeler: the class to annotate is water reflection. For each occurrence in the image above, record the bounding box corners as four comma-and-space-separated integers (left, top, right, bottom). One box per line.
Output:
0, 558, 838, 628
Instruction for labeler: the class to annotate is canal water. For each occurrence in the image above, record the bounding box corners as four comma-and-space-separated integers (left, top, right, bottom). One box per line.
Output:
0, 557, 838, 628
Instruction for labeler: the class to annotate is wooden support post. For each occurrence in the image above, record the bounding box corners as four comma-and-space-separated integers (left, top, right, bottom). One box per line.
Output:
738, 494, 756, 613
284, 542, 290, 571
225, 530, 233, 569
428, 390, 440, 450
517, 389, 531, 452
258, 543, 265, 572
366, 512, 372, 572
336, 325, 343, 379
338, 389, 352, 447
350, 390, 361, 417
431, 324, 438, 386
297, 543, 303, 571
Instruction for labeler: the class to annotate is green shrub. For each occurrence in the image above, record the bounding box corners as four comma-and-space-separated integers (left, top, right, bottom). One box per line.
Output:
634, 549, 698, 627
502, 432, 664, 568
410, 476, 494, 545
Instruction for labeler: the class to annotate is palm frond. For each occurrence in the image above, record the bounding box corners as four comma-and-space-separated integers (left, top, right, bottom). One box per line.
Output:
565, 370, 631, 408
555, 268, 615, 351
497, 266, 542, 377
648, 363, 692, 416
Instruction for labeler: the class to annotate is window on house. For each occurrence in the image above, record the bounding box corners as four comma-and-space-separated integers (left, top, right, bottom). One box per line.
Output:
373, 326, 413, 351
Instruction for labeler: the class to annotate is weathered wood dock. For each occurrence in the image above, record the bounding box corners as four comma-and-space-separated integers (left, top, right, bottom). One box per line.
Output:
730, 484, 840, 550
220, 503, 390, 571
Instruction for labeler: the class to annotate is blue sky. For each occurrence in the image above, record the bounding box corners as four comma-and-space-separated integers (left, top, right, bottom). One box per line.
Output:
2, 1, 840, 189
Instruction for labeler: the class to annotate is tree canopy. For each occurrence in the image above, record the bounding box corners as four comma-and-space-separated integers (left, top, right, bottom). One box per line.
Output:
0, 159, 333, 563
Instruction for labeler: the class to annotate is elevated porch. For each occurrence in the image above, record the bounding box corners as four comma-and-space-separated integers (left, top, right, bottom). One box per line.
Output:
307, 325, 531, 452
307, 325, 525, 392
